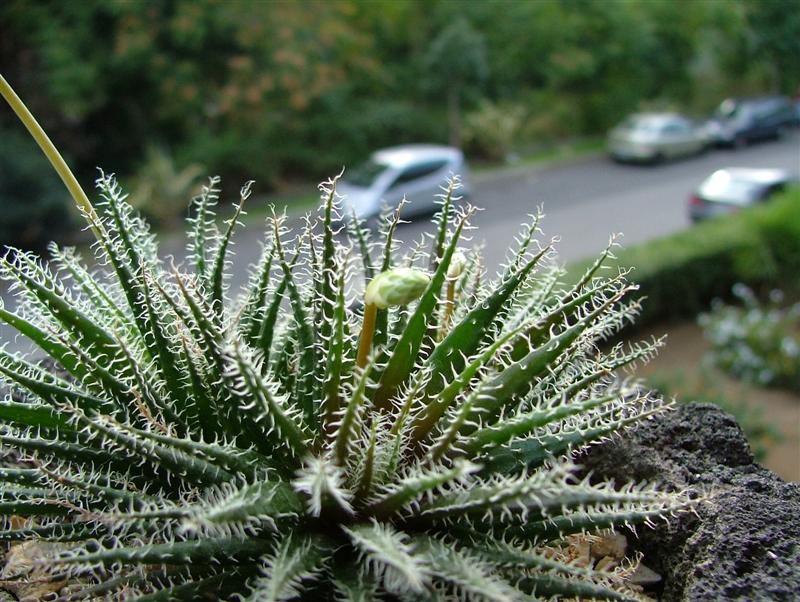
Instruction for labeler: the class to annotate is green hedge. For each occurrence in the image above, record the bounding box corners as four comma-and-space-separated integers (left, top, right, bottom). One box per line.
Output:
571, 187, 800, 327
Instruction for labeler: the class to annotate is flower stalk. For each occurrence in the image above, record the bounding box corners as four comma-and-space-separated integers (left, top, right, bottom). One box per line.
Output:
439, 250, 466, 340
357, 267, 430, 368
0, 74, 100, 237
356, 301, 378, 369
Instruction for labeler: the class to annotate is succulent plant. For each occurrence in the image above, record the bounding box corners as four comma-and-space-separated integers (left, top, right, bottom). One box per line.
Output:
0, 75, 692, 601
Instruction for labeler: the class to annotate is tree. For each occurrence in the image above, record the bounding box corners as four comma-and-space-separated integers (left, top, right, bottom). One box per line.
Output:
745, 0, 800, 94
423, 17, 488, 147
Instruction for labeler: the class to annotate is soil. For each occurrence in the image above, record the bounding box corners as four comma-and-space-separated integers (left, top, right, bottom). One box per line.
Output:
634, 321, 800, 482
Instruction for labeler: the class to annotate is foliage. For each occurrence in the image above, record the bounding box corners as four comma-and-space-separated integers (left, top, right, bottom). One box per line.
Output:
0, 128, 71, 250
749, 187, 800, 279
2, 0, 795, 191
0, 157, 697, 599
125, 146, 204, 226
730, 0, 800, 95
645, 371, 783, 462
699, 285, 800, 393
463, 100, 526, 161
572, 187, 800, 328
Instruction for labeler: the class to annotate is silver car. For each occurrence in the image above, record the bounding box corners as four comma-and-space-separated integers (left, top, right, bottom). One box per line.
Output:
608, 113, 707, 163
338, 145, 471, 220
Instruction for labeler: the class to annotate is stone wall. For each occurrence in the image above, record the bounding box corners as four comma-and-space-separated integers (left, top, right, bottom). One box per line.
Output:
584, 402, 800, 601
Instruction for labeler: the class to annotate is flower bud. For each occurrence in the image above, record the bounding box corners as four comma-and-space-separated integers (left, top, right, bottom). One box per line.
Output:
365, 267, 430, 309
447, 251, 467, 280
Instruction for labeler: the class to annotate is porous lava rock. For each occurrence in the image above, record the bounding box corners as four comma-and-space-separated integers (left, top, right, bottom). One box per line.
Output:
583, 402, 800, 601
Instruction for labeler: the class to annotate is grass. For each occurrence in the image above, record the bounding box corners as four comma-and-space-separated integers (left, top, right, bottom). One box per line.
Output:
472, 137, 604, 176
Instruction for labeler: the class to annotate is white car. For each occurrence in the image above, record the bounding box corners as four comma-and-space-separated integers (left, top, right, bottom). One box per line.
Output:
338, 145, 471, 220
688, 167, 796, 222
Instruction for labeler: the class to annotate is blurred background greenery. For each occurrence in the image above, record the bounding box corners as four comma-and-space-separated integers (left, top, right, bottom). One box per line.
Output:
1, 0, 799, 247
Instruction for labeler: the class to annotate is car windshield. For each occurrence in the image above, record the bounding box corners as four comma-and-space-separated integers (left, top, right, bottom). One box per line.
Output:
344, 159, 389, 187
699, 172, 765, 205
620, 117, 662, 134
714, 99, 741, 120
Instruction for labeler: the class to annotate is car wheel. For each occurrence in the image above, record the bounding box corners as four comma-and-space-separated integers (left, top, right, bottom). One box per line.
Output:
733, 135, 747, 149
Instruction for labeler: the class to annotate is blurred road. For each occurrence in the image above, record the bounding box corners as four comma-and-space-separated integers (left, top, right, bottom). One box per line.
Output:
1, 135, 798, 353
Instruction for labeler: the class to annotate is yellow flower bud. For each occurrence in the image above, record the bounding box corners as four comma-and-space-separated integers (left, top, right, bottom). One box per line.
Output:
447, 251, 467, 280
364, 267, 430, 310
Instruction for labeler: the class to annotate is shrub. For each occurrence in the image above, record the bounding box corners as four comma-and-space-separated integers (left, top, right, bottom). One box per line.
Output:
125, 146, 204, 226
0, 75, 693, 601
751, 189, 800, 278
520, 91, 584, 144
699, 285, 800, 393
463, 100, 526, 161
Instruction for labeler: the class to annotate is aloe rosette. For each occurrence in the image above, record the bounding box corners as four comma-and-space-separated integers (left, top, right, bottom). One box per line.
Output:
0, 75, 692, 601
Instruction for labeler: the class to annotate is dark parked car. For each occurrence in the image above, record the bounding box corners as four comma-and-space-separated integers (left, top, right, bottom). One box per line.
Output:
705, 96, 798, 148
688, 167, 797, 222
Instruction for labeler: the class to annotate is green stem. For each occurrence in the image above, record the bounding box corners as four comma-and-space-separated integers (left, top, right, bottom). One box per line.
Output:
0, 74, 100, 234
356, 302, 378, 368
